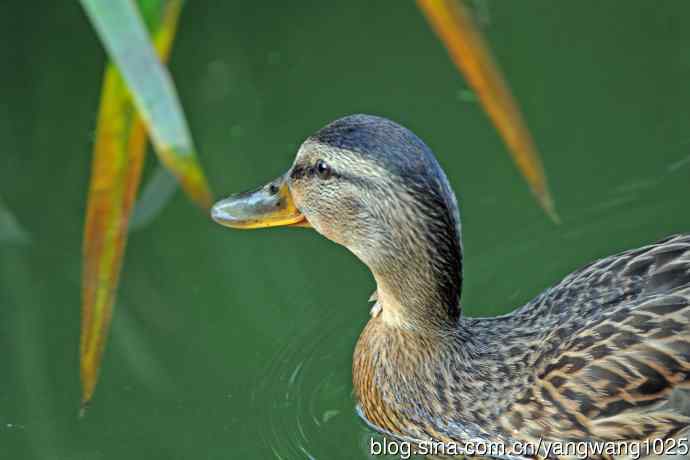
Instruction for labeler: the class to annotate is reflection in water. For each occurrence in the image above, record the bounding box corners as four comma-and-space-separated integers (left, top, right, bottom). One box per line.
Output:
2, 250, 59, 460
668, 154, 690, 172
111, 302, 175, 395
129, 166, 178, 232
0, 197, 30, 245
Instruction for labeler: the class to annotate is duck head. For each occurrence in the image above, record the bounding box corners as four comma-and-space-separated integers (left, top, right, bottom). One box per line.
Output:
212, 114, 463, 332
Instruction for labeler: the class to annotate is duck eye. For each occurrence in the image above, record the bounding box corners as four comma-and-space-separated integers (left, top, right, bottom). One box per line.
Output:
315, 159, 332, 179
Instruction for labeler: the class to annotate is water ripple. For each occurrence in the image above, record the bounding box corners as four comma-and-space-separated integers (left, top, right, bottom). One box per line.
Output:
251, 314, 360, 459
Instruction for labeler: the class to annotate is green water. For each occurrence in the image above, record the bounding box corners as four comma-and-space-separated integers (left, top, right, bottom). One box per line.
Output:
1, 1, 689, 459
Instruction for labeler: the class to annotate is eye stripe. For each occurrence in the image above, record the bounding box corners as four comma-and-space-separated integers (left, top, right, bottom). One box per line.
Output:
291, 163, 367, 187
290, 165, 306, 180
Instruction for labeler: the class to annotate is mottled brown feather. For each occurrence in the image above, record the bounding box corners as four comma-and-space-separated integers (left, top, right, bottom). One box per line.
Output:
354, 234, 690, 459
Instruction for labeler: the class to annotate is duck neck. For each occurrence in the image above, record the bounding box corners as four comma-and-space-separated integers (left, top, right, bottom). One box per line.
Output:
368, 220, 463, 333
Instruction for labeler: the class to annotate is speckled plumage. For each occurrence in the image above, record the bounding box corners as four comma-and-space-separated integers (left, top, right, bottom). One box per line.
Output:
354, 234, 690, 458
310, 117, 690, 459
213, 114, 690, 459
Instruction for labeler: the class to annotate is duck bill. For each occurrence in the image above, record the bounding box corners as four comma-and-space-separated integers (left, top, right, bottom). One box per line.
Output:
211, 174, 310, 229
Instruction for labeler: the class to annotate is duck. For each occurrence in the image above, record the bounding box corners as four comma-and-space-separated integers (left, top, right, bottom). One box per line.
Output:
211, 114, 690, 459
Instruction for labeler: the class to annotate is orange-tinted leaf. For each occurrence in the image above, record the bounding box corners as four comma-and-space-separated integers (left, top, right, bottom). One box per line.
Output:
81, 0, 212, 209
417, 0, 558, 222
80, 0, 183, 410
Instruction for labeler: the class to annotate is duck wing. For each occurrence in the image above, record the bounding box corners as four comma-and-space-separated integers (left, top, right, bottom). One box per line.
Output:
503, 234, 690, 448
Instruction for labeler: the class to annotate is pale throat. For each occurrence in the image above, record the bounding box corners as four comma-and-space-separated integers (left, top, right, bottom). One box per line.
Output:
368, 250, 461, 331
370, 277, 411, 328
344, 199, 463, 330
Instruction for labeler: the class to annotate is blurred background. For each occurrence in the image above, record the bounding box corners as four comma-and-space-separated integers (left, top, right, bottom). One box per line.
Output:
1, 1, 689, 459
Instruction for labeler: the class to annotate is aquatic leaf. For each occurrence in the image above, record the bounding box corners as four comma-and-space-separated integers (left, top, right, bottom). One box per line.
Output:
80, 0, 183, 410
417, 0, 558, 222
81, 0, 212, 209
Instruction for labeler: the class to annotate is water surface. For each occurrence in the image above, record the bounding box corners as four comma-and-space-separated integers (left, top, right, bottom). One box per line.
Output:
1, 1, 689, 459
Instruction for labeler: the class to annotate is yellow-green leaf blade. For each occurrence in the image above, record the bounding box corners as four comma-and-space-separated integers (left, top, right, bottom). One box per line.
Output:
417, 0, 558, 222
80, 0, 212, 209
80, 0, 183, 409
81, 65, 148, 410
